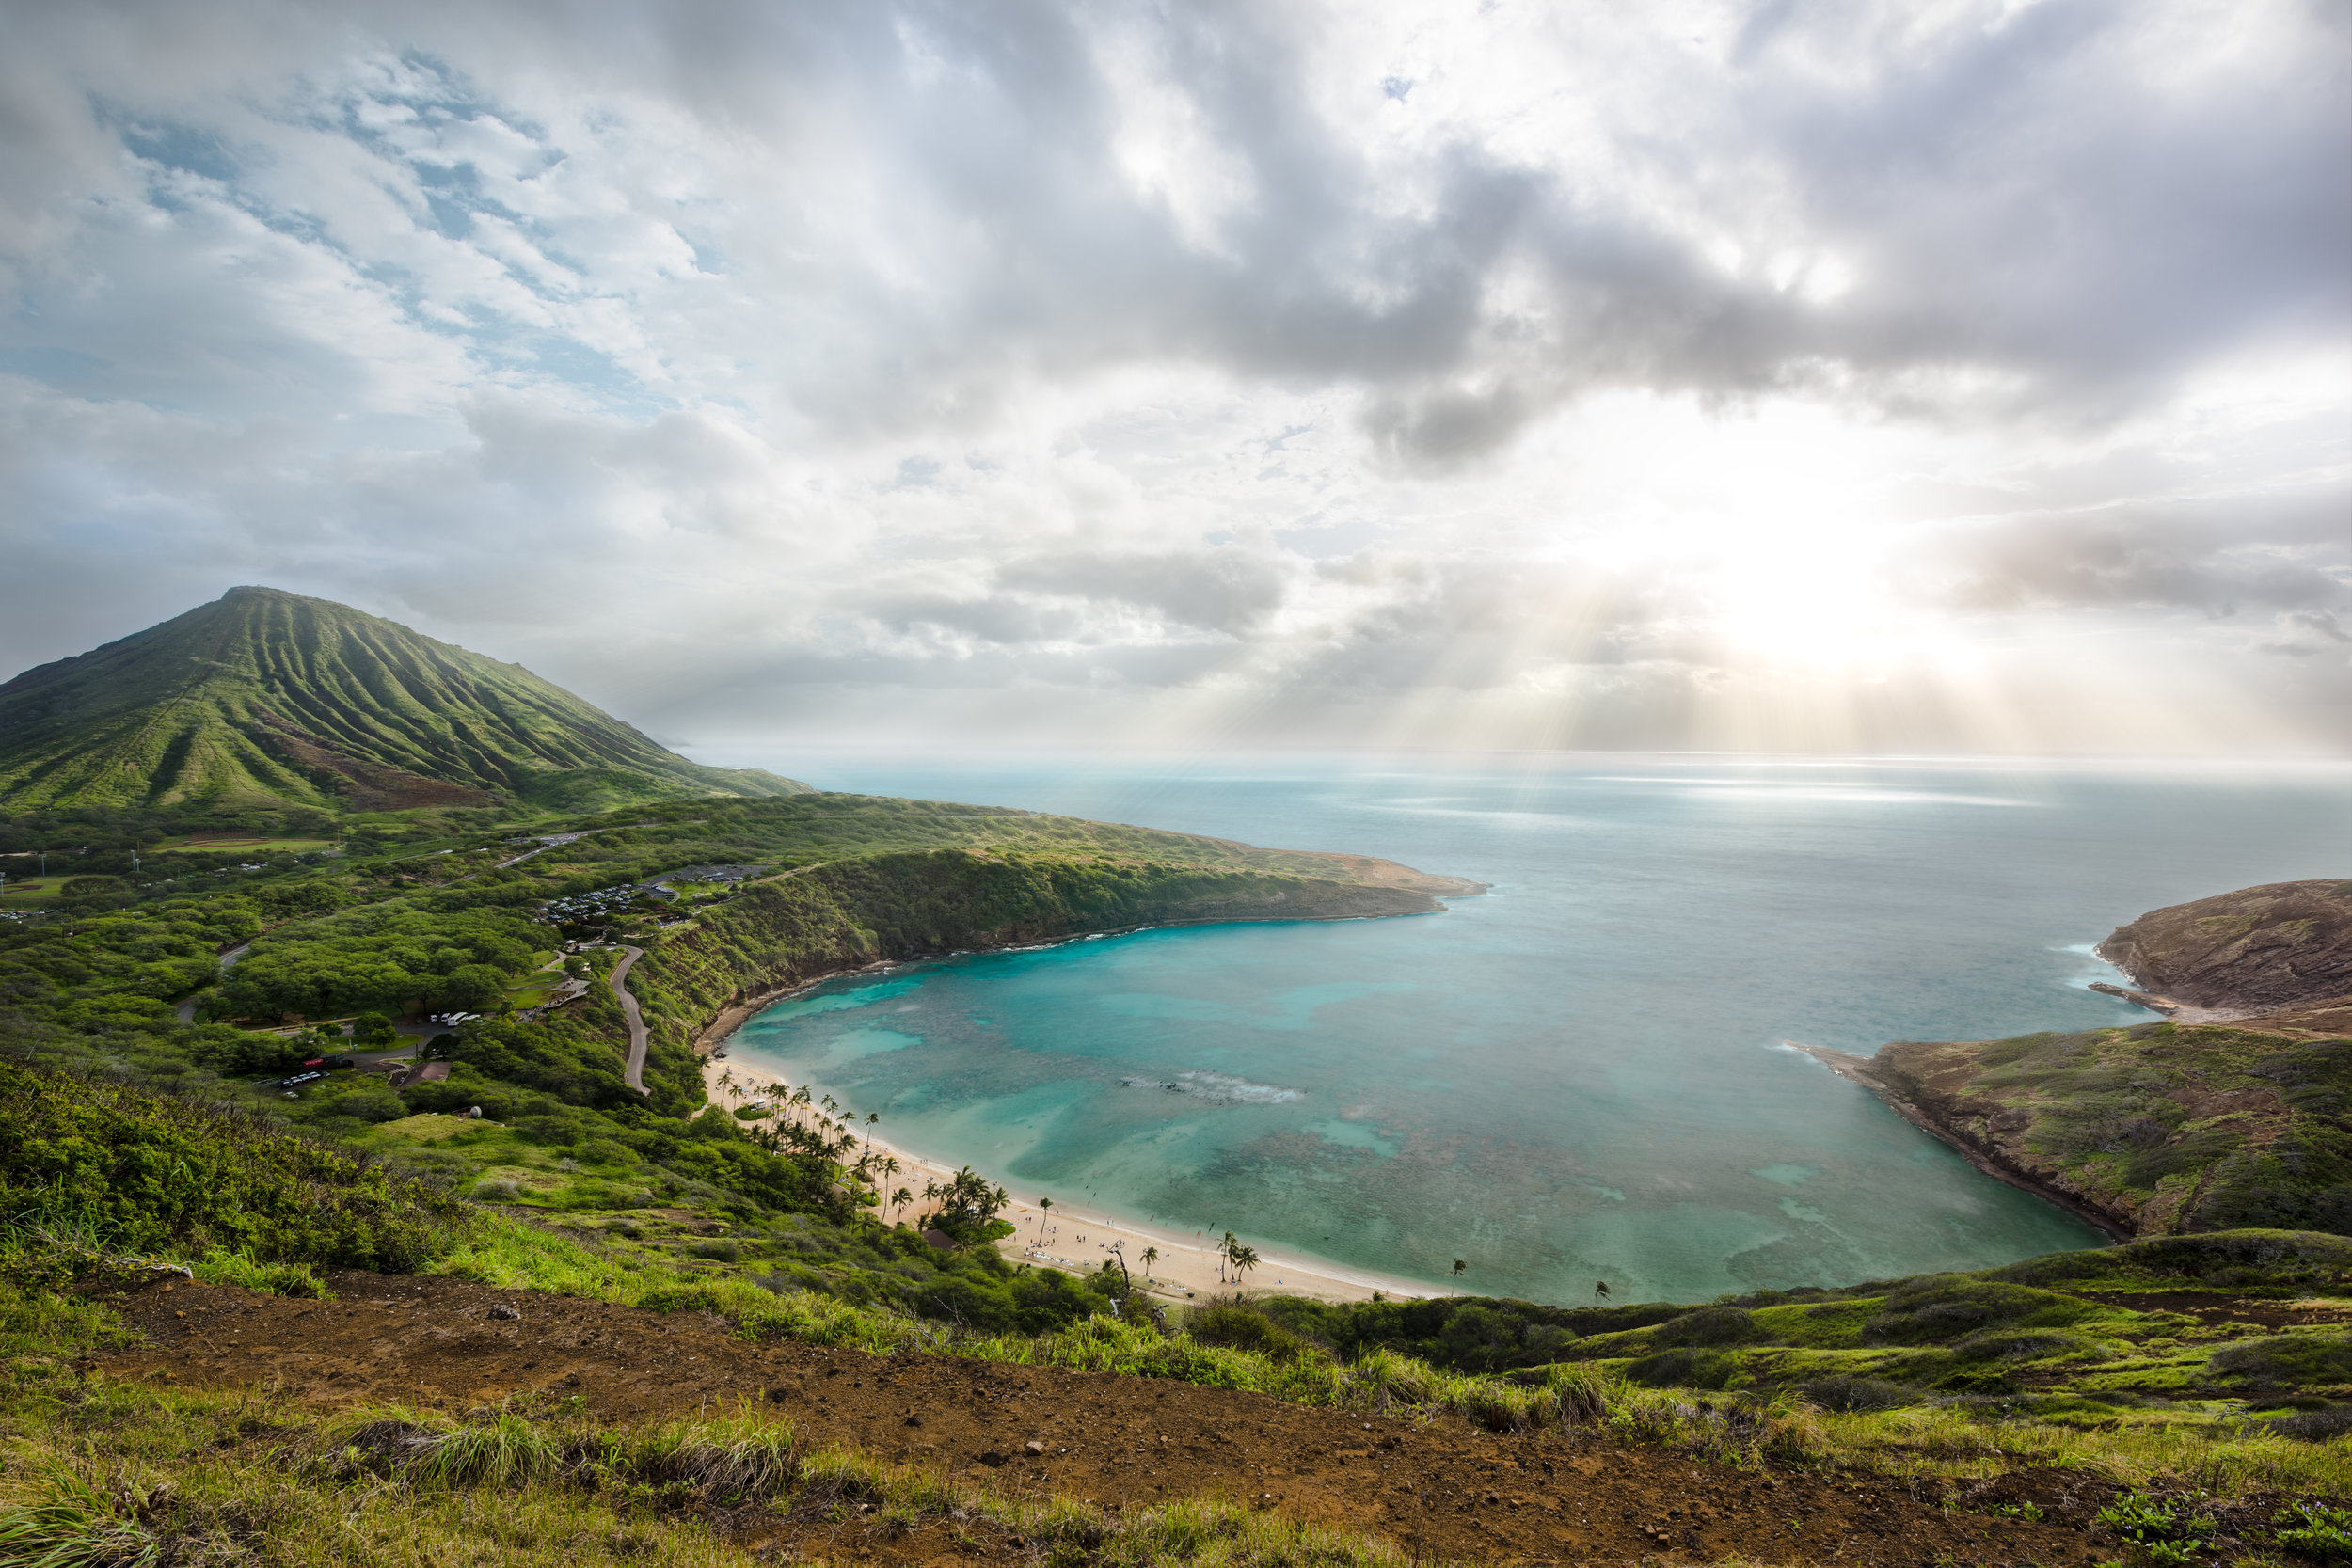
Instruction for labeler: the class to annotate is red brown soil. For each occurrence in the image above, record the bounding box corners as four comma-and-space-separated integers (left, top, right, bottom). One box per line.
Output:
87, 1272, 2116, 1565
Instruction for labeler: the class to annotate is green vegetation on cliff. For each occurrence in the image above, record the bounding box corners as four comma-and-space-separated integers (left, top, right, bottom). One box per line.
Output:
1831, 1021, 2352, 1239
0, 586, 808, 815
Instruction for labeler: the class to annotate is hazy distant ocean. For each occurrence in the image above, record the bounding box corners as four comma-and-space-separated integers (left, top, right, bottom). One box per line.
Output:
699, 752, 2348, 1305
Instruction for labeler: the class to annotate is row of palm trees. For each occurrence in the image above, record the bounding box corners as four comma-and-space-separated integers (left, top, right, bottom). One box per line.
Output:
714, 1069, 1064, 1235
715, 1069, 878, 1153
711, 1070, 1281, 1288
712, 1069, 904, 1212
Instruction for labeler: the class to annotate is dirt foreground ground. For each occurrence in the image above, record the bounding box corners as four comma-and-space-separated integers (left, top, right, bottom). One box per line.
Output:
91, 1270, 2111, 1565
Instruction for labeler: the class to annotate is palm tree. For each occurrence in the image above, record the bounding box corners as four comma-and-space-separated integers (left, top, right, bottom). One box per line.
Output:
1218, 1230, 1240, 1283
1593, 1279, 1612, 1303
1139, 1244, 1159, 1282
866, 1112, 880, 1130
880, 1155, 900, 1191
892, 1186, 912, 1223
1453, 1259, 1468, 1281
1035, 1196, 1053, 1246
1232, 1245, 1259, 1288
922, 1180, 941, 1219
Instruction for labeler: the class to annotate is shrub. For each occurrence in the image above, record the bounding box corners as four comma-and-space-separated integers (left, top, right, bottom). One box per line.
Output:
1187, 1303, 1317, 1365
1949, 1329, 2088, 1364
2267, 1406, 2352, 1442
2210, 1334, 2352, 1386
2274, 1500, 2352, 1560
1651, 1306, 1764, 1348
0, 1058, 463, 1276
1863, 1278, 2084, 1345
1624, 1347, 1739, 1389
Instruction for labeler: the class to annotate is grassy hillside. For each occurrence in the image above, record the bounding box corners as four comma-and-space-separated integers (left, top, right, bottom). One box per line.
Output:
0, 791, 1474, 1331
0, 1057, 464, 1289
0, 586, 808, 815
6, 805, 2351, 1562
1814, 1021, 2352, 1241
7, 1154, 2351, 1565
1260, 1230, 2352, 1412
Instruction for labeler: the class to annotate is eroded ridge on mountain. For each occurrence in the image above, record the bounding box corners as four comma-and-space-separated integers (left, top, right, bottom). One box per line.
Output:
0, 586, 809, 814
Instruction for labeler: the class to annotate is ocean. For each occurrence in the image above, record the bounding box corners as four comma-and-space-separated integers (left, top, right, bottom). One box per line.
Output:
703, 752, 2347, 1306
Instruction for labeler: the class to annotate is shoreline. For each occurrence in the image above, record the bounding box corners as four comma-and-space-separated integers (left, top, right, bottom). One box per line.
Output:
1796, 1043, 2132, 1243
687, 903, 1476, 1054
696, 1047, 1455, 1307
677, 891, 1487, 1306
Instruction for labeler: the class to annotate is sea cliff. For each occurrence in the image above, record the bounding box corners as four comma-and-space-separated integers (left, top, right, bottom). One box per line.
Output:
1809, 879, 2352, 1241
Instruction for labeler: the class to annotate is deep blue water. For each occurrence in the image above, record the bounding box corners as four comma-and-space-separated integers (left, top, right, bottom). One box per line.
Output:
706, 752, 2348, 1305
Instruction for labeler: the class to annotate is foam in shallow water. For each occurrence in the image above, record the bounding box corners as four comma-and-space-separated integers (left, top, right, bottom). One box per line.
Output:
720, 753, 2347, 1304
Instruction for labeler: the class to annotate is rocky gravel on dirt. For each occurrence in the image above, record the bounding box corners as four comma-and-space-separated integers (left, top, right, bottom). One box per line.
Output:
94, 1270, 2108, 1564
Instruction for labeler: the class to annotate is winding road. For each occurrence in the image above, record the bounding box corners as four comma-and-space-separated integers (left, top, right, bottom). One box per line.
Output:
174, 941, 255, 1023
608, 943, 650, 1094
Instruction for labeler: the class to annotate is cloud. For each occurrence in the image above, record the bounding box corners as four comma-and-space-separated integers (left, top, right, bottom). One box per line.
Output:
1924, 486, 2352, 615
0, 0, 2344, 756
993, 548, 1294, 637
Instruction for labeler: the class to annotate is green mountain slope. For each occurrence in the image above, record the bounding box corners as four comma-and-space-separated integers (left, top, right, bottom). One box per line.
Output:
0, 587, 808, 814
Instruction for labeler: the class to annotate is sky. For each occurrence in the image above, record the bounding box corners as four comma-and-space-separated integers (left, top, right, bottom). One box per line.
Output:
1, 0, 2345, 758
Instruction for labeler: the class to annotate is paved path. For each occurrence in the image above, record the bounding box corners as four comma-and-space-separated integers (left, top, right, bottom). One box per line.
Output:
497, 831, 594, 869
175, 941, 255, 1023
609, 944, 650, 1093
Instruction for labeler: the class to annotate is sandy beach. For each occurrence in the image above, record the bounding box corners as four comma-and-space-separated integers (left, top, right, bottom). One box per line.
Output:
697, 1052, 1451, 1306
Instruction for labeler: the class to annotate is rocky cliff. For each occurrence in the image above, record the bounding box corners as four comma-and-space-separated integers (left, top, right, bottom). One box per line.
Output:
1810, 879, 2352, 1239
2096, 879, 2352, 1016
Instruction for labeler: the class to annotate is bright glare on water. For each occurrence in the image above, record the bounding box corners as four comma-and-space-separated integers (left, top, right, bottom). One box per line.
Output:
714, 752, 2348, 1306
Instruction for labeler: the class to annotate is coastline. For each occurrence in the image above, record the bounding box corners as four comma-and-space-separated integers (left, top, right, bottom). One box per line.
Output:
697, 1041, 1455, 1307
687, 902, 1480, 1053
1797, 1043, 2132, 1243
669, 880, 1487, 1305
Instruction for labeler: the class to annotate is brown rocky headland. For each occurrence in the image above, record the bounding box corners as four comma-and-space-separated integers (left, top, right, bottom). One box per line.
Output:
1808, 879, 2352, 1241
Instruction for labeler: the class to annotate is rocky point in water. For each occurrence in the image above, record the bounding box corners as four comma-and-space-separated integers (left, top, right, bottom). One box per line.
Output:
1807, 879, 2352, 1241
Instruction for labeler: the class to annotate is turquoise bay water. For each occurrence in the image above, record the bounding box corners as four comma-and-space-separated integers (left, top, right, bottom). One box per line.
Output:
715, 753, 2348, 1305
